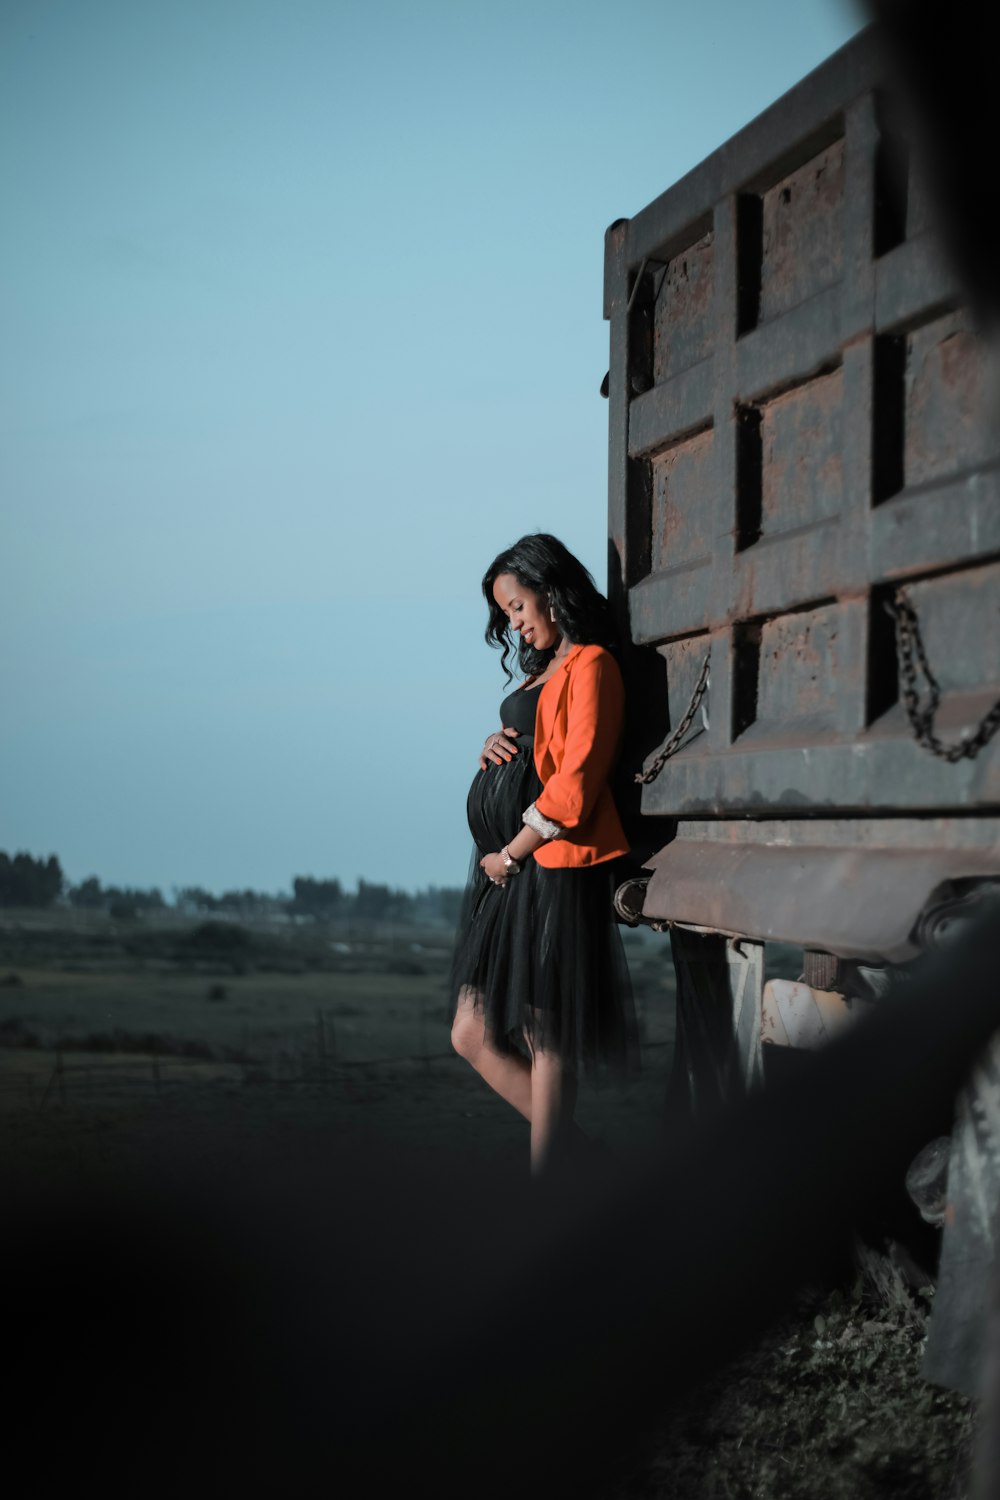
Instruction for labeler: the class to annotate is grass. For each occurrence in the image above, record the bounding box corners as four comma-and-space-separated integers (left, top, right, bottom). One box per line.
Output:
0, 965, 454, 1061
616, 1257, 974, 1500
0, 907, 673, 1069
3, 909, 973, 1498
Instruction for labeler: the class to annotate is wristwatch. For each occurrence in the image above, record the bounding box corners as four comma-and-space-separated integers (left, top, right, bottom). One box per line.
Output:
500, 846, 521, 875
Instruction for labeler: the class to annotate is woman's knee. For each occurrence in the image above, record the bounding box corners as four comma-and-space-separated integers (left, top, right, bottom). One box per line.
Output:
451, 990, 484, 1060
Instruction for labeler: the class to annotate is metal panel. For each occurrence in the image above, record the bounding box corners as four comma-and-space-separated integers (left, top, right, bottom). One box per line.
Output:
606, 29, 1000, 1408
650, 428, 714, 571
653, 231, 715, 382
758, 138, 846, 321
924, 1033, 1000, 1396
605, 24, 1000, 938
641, 819, 1000, 962
667, 927, 764, 1120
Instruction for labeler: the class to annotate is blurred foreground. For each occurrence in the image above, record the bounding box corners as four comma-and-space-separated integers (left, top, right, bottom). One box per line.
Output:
1, 907, 985, 1498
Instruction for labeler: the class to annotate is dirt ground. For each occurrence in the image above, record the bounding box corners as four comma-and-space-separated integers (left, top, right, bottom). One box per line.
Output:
0, 912, 976, 1497
0, 907, 677, 1171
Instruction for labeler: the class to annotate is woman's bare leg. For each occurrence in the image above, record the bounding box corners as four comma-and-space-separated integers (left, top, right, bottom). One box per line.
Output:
524, 1014, 580, 1175
451, 986, 533, 1121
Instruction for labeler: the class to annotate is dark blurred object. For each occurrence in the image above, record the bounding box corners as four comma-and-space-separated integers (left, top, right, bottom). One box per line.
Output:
867, 0, 1000, 331
4, 908, 999, 1500
905, 1135, 951, 1226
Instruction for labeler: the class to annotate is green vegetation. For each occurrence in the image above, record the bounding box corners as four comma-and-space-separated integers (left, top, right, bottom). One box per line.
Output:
617, 1260, 974, 1500
0, 851, 64, 908
0, 873, 974, 1496
0, 847, 463, 927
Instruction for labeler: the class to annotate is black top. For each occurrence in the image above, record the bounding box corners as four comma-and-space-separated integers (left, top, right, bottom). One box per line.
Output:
497, 681, 542, 741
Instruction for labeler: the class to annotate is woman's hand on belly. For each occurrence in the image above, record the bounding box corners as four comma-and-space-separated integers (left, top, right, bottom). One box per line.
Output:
479, 726, 521, 770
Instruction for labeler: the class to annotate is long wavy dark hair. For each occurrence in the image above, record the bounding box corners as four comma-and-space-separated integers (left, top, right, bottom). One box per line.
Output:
482, 533, 618, 682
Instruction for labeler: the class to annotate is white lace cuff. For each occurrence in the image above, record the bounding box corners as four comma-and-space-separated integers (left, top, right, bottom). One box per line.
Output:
522, 802, 565, 840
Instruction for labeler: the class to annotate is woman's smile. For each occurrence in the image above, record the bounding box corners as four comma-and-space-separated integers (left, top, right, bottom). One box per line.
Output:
492, 572, 559, 652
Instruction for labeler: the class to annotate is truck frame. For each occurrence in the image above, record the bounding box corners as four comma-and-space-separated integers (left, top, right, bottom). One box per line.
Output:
603, 25, 1000, 1394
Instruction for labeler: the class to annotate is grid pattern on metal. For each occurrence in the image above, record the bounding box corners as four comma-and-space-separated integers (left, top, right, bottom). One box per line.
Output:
606, 28, 1000, 821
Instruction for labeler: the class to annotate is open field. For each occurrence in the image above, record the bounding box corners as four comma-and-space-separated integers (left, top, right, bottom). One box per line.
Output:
0, 908, 677, 1175
0, 909, 973, 1497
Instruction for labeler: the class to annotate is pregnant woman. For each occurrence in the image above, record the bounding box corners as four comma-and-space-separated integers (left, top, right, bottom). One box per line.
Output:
449, 533, 639, 1175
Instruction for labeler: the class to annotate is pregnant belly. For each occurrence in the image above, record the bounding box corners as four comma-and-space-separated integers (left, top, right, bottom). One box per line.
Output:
466, 748, 539, 854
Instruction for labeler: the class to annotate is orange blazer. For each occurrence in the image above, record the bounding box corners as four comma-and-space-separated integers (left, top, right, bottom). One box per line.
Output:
531, 643, 630, 869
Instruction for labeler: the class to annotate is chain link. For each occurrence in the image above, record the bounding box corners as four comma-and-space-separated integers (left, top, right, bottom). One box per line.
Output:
885, 587, 1000, 762
635, 652, 711, 783
635, 590, 998, 783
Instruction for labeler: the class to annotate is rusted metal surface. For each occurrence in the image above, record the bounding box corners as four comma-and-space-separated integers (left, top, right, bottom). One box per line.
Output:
757, 137, 846, 323
756, 367, 844, 537
904, 310, 999, 486
667, 927, 764, 1119
605, 25, 1000, 935
760, 980, 855, 1050
639, 818, 1000, 961
605, 5, 1000, 1421
651, 427, 714, 571
606, 30, 1000, 1401
924, 1029, 1000, 1396
653, 229, 714, 384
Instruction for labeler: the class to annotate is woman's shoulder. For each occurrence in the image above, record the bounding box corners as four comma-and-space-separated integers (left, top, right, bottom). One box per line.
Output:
569, 642, 622, 677
564, 645, 625, 716
571, 642, 616, 664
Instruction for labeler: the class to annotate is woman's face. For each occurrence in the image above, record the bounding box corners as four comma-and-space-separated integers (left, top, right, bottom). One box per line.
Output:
492, 572, 560, 652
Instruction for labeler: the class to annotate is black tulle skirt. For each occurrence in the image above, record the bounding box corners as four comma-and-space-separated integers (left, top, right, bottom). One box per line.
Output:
448, 738, 640, 1078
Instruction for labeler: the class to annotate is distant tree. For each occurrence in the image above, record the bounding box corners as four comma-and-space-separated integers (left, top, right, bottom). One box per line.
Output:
103, 885, 165, 920
175, 886, 220, 914
216, 887, 288, 918
353, 879, 414, 924
66, 878, 165, 916
406, 885, 463, 926
175, 885, 288, 919
427, 886, 463, 925
288, 876, 344, 921
390, 888, 415, 922
353, 878, 391, 923
438, 889, 463, 924
69, 876, 104, 909
217, 889, 250, 916
0, 851, 64, 908
0, 853, 16, 906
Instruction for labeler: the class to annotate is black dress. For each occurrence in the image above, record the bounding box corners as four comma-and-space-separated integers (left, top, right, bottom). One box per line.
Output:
448, 678, 639, 1077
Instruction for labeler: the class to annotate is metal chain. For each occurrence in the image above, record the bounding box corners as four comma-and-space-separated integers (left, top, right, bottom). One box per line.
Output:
885, 587, 1000, 762
635, 653, 711, 783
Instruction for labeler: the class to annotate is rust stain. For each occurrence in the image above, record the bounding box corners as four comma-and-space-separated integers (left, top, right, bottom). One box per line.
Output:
759, 139, 845, 321
654, 229, 715, 384
652, 428, 714, 570
759, 368, 844, 534
905, 311, 999, 485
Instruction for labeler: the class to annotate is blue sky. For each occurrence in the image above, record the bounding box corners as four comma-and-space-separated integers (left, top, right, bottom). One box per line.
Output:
1, 0, 862, 896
